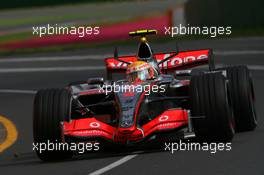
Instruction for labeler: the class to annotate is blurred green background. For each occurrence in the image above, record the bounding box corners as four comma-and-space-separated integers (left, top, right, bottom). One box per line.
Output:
0, 0, 263, 56
185, 0, 264, 31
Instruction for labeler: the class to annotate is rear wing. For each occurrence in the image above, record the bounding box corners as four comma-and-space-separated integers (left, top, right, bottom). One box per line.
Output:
105, 49, 215, 78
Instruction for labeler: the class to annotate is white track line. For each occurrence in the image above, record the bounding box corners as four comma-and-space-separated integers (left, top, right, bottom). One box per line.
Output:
214, 50, 264, 56
0, 65, 263, 73
0, 50, 263, 63
0, 55, 113, 63
89, 154, 138, 175
247, 65, 264, 71
0, 89, 36, 94
0, 66, 105, 73
215, 64, 264, 71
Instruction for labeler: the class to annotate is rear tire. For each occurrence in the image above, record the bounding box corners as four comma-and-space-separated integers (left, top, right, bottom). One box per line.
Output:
190, 73, 235, 142
225, 66, 257, 132
33, 89, 73, 161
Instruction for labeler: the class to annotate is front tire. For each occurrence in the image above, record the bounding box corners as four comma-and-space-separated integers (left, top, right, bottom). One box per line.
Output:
190, 73, 235, 142
33, 89, 73, 161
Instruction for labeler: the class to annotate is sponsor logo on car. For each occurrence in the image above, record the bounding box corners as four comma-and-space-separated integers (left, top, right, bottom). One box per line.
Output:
106, 51, 209, 69
89, 122, 100, 128
159, 115, 169, 122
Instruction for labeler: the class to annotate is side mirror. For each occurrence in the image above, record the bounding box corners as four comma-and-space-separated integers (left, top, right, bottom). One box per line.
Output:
87, 77, 104, 85
174, 70, 192, 77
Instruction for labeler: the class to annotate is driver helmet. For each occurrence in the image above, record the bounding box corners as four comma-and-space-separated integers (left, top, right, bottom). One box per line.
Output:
126, 61, 156, 82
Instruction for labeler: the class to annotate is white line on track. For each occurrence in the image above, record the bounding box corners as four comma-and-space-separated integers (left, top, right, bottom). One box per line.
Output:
215, 64, 264, 71
0, 65, 262, 95
89, 154, 138, 175
0, 55, 112, 63
0, 66, 105, 73
247, 65, 264, 71
0, 50, 263, 63
0, 89, 36, 94
214, 50, 264, 56
0, 64, 263, 73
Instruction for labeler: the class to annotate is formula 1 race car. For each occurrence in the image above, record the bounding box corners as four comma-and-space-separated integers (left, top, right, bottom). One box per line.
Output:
33, 29, 257, 161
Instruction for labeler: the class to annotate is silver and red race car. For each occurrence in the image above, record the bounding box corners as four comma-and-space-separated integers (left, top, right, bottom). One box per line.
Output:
33, 29, 257, 161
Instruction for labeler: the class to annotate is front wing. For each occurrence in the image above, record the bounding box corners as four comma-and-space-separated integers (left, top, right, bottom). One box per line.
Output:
64, 109, 188, 143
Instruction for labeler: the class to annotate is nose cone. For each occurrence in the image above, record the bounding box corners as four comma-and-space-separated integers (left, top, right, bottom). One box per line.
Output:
118, 125, 137, 134
116, 92, 140, 129
114, 126, 144, 143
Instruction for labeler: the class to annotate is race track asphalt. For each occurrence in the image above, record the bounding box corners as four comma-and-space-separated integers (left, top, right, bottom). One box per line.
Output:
0, 37, 263, 175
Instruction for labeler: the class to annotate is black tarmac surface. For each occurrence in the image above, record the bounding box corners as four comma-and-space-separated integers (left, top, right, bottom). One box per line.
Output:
0, 37, 263, 175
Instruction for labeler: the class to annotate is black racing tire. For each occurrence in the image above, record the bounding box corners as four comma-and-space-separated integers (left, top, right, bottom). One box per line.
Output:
190, 73, 235, 142
33, 89, 73, 161
225, 66, 257, 132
